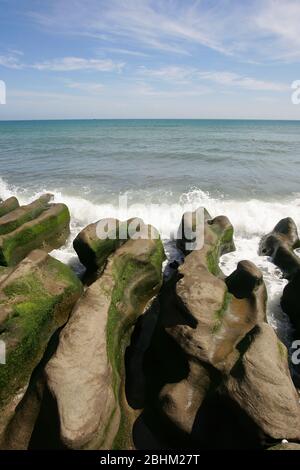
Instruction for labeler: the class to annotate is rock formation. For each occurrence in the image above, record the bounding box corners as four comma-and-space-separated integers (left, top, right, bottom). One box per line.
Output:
147, 209, 300, 448
45, 219, 165, 449
0, 195, 298, 451
0, 250, 82, 447
0, 197, 19, 218
259, 217, 300, 336
0, 195, 71, 266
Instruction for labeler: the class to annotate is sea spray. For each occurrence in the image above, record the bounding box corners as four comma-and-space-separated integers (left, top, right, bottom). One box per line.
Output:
0, 176, 299, 346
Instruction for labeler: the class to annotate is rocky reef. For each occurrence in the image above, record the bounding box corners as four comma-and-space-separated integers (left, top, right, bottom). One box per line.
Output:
0, 195, 299, 451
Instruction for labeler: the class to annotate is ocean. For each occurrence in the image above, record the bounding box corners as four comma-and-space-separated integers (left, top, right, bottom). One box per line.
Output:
0, 119, 300, 346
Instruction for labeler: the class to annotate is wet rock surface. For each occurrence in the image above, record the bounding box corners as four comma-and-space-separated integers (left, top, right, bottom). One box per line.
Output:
0, 199, 299, 451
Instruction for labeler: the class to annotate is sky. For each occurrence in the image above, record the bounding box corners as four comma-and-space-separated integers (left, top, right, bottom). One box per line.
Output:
1, 0, 300, 119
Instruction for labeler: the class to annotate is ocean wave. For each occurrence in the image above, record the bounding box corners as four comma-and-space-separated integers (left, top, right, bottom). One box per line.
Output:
0, 176, 298, 345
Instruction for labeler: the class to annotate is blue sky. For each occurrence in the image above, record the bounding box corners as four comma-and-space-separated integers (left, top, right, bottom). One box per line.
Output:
0, 0, 300, 119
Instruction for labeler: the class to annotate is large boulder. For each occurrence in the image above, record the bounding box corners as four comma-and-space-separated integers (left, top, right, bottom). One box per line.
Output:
259, 217, 300, 336
46, 220, 165, 449
281, 271, 300, 335
0, 249, 83, 446
259, 217, 300, 279
149, 209, 300, 448
0, 194, 52, 236
224, 323, 300, 442
176, 207, 235, 262
73, 218, 153, 273
0, 373, 45, 450
0, 197, 19, 218
0, 196, 71, 266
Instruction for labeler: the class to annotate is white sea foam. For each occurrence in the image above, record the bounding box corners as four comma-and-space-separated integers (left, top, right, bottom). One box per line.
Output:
0, 177, 299, 345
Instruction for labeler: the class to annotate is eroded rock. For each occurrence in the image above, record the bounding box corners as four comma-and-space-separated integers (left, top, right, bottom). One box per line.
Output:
0, 195, 70, 266
46, 221, 165, 449
0, 249, 82, 446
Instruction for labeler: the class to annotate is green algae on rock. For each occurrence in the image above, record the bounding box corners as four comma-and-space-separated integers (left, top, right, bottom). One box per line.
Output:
46, 221, 165, 450
0, 198, 70, 266
0, 197, 19, 218
0, 194, 53, 236
73, 217, 158, 274
0, 249, 83, 445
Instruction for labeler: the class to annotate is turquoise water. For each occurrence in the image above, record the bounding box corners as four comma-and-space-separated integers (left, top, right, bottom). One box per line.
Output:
1, 119, 300, 203
0, 119, 299, 344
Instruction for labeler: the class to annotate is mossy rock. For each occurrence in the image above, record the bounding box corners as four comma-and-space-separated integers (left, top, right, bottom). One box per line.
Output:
0, 194, 52, 236
155, 211, 268, 442
0, 249, 82, 440
107, 237, 165, 450
0, 197, 19, 218
46, 223, 165, 450
0, 202, 70, 266
176, 207, 235, 276
73, 217, 159, 274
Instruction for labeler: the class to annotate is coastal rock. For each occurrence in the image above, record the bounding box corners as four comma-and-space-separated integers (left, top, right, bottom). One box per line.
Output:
224, 324, 300, 442
226, 260, 265, 299
46, 224, 165, 449
176, 207, 235, 258
73, 217, 156, 273
259, 217, 300, 279
268, 442, 300, 450
73, 218, 128, 272
0, 374, 45, 450
153, 209, 299, 447
0, 249, 82, 445
259, 217, 300, 335
0, 197, 19, 218
0, 194, 52, 236
0, 195, 71, 266
158, 211, 249, 436
168, 215, 264, 373
281, 271, 300, 334
45, 278, 116, 450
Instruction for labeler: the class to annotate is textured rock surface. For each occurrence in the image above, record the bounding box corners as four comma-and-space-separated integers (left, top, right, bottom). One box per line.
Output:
0, 249, 82, 444
259, 217, 300, 279
46, 222, 165, 449
224, 324, 300, 441
73, 217, 153, 273
0, 194, 52, 236
0, 374, 45, 450
259, 217, 300, 336
0, 196, 70, 266
0, 197, 19, 218
150, 209, 300, 448
268, 442, 300, 450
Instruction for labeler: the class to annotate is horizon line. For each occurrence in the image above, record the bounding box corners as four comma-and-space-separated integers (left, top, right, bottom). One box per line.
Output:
1, 117, 300, 122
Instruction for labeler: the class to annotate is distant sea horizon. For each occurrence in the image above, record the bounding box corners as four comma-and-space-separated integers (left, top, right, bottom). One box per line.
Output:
1, 118, 300, 122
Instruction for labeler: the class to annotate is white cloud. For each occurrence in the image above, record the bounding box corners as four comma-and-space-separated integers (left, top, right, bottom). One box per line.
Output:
26, 0, 300, 63
33, 57, 124, 72
255, 0, 300, 60
138, 66, 288, 92
66, 81, 104, 92
27, 0, 236, 56
137, 82, 211, 98
197, 71, 288, 91
0, 54, 24, 69
138, 66, 196, 84
103, 47, 148, 57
